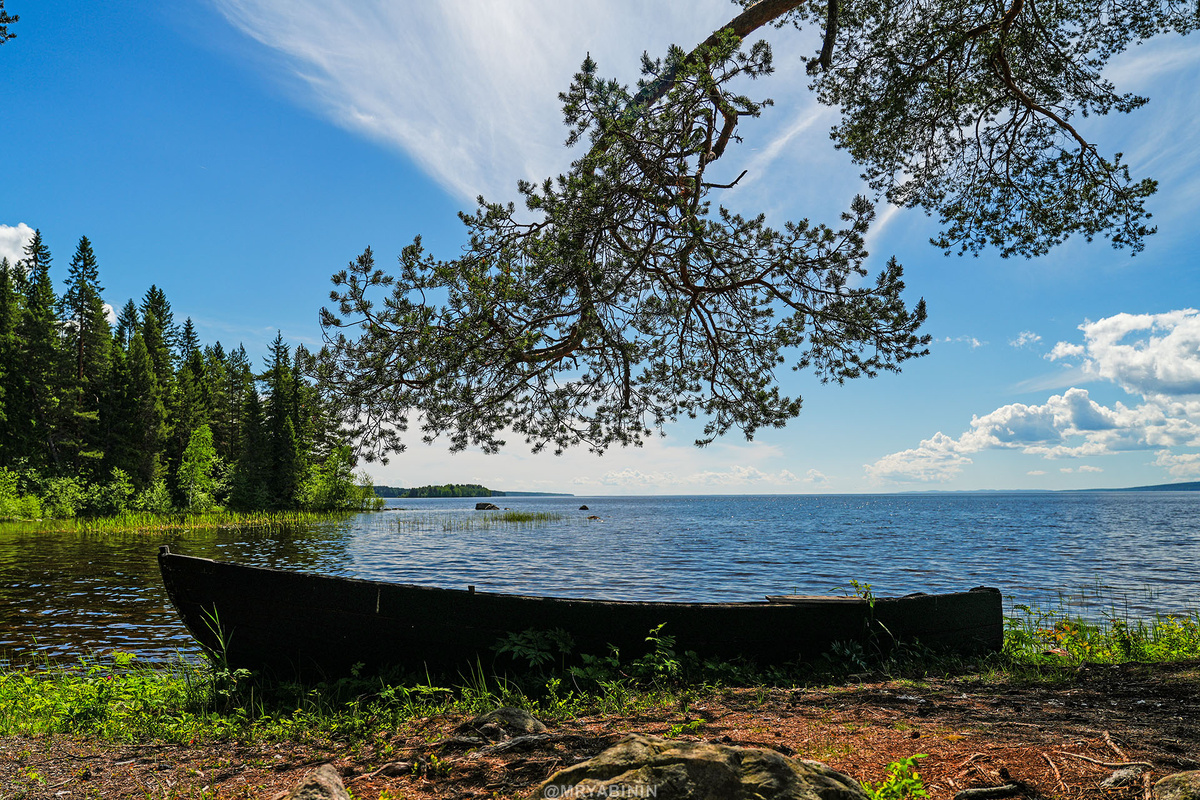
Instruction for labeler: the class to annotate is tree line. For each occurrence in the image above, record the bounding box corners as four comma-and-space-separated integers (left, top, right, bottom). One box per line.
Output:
373, 484, 498, 498
0, 230, 377, 519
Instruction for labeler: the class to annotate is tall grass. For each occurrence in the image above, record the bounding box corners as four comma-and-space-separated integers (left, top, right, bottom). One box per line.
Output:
1003, 600, 1200, 666
0, 509, 357, 535
396, 509, 568, 533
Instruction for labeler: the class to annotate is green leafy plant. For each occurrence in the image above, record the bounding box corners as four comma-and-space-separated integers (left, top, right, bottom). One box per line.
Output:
665, 718, 706, 738
492, 628, 575, 672
630, 623, 681, 686
861, 755, 929, 800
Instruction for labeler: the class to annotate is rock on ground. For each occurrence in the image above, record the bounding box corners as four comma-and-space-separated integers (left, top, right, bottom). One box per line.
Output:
1102, 767, 1145, 789
458, 706, 548, 740
1156, 771, 1200, 800
535, 733, 868, 800
279, 764, 351, 800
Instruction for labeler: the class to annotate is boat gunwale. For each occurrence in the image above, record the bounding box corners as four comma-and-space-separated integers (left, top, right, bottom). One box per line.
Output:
158, 546, 997, 610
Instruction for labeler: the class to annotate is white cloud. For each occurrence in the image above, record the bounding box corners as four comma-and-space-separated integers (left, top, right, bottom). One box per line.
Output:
1010, 330, 1042, 348
0, 223, 34, 264
868, 309, 1200, 482
1046, 341, 1086, 361
803, 468, 829, 485
591, 464, 802, 490
942, 335, 985, 349
864, 431, 974, 483
1049, 310, 1200, 398
212, 1, 773, 203
1027, 470, 1047, 476
1153, 451, 1200, 479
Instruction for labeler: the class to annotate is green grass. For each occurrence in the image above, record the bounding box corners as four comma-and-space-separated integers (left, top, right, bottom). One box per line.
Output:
2, 601, 1198, 747
0, 509, 357, 535
1003, 602, 1200, 669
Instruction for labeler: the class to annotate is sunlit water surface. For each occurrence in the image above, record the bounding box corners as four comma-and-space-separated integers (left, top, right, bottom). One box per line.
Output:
1, 492, 1196, 664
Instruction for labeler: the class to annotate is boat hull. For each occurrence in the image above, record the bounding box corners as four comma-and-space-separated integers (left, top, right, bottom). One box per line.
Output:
158, 546, 1003, 679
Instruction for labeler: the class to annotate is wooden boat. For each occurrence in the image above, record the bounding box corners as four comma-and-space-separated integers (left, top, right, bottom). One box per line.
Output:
158, 545, 1003, 679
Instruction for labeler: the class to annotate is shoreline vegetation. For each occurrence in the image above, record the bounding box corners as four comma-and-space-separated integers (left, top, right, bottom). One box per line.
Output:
1, 233, 383, 529
2, 603, 1198, 798
374, 484, 575, 498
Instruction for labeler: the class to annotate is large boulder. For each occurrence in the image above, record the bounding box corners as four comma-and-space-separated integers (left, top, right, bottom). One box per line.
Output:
535, 733, 867, 800
475, 502, 500, 510
1156, 771, 1200, 800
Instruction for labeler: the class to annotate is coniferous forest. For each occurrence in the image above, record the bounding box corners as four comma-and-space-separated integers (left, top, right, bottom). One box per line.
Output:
0, 230, 378, 519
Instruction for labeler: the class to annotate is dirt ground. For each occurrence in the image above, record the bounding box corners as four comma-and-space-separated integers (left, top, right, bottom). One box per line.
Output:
3, 660, 1198, 800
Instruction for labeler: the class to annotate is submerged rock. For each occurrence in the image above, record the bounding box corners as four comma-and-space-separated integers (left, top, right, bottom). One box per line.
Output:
535, 733, 867, 800
475, 502, 500, 510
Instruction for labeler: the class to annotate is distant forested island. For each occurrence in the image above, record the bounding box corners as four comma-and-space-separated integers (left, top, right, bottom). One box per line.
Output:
374, 484, 572, 498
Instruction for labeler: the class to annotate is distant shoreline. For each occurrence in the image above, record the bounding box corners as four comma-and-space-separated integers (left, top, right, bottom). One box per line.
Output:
374, 484, 573, 498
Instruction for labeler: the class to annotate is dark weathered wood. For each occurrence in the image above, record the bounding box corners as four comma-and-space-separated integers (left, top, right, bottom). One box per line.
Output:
158, 546, 1003, 679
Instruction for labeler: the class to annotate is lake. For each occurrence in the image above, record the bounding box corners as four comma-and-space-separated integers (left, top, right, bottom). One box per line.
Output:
2, 492, 1197, 665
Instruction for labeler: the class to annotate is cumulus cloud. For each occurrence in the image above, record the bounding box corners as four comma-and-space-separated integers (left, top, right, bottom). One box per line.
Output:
1010, 330, 1042, 348
803, 469, 829, 485
0, 223, 34, 264
868, 310, 1200, 482
1047, 310, 1200, 398
865, 432, 974, 483
1154, 451, 1200, 478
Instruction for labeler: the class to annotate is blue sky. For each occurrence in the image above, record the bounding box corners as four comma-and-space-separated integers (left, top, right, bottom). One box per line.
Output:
4, 1, 1200, 494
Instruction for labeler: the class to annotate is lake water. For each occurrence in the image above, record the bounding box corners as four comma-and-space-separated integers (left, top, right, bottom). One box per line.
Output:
1, 492, 1197, 665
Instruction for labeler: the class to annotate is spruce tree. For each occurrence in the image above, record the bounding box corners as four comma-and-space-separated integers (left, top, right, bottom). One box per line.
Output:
101, 342, 140, 480
224, 345, 254, 464
126, 332, 168, 487
60, 236, 112, 475
139, 306, 174, 387
0, 257, 19, 464
140, 285, 179, 359
230, 389, 269, 509
202, 343, 232, 459
16, 231, 65, 471
263, 333, 305, 508
167, 343, 209, 504
114, 300, 138, 348
180, 318, 200, 360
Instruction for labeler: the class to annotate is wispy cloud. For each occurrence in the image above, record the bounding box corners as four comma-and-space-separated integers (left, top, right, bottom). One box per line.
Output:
212, 1, 746, 202
942, 335, 985, 349
1010, 330, 1042, 348
588, 464, 803, 490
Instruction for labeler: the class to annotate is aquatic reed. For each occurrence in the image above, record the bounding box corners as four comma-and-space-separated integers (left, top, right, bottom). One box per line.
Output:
395, 509, 568, 533
0, 509, 356, 535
